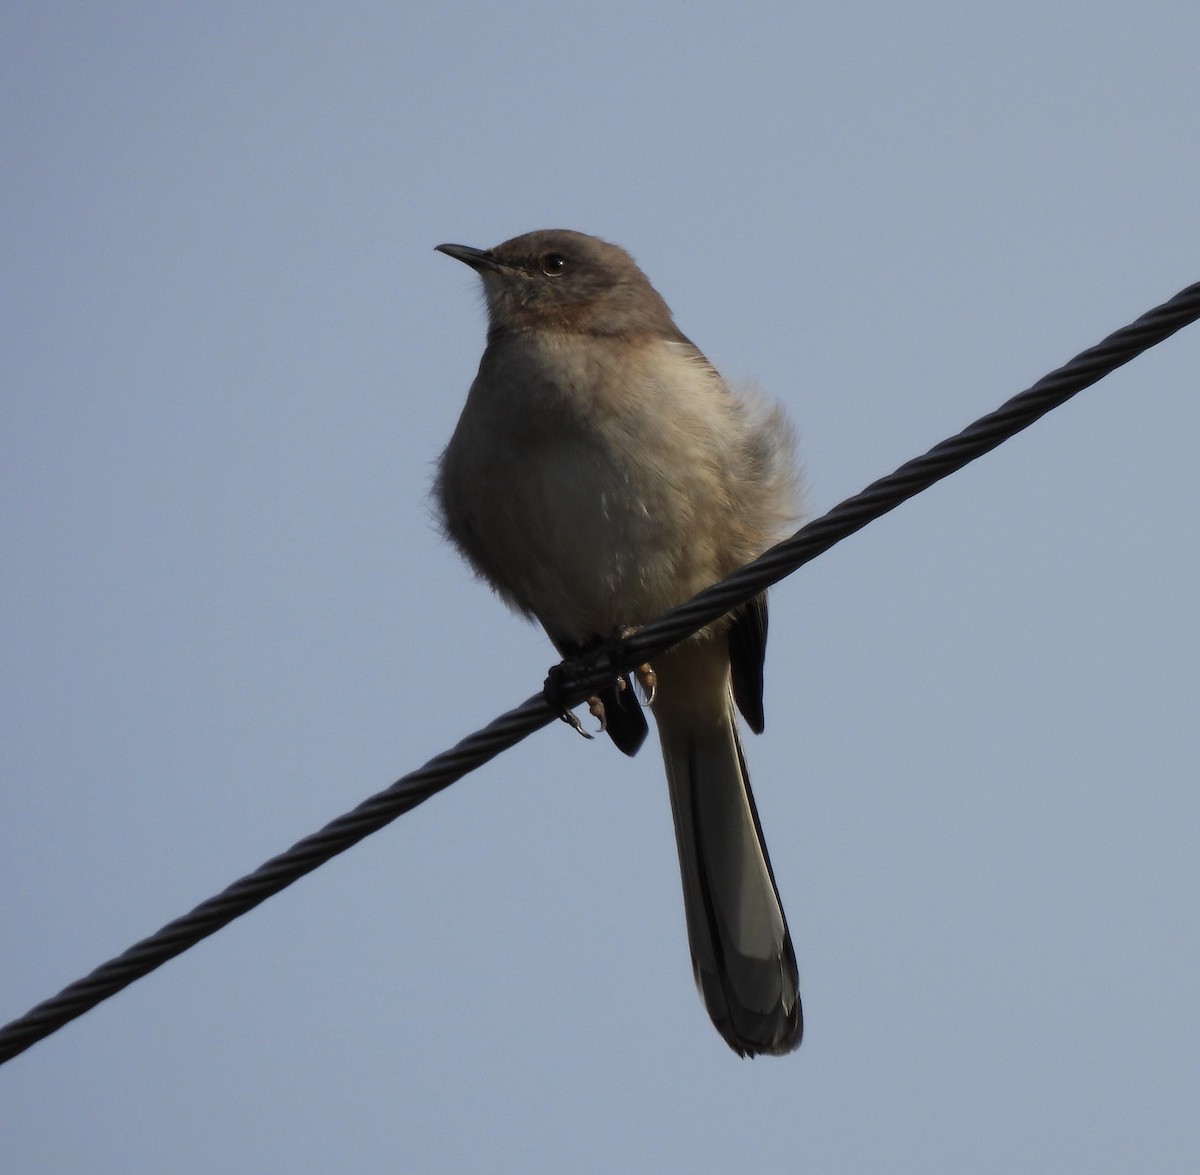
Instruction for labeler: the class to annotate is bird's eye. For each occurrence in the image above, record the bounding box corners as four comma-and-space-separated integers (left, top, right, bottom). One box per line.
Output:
540, 253, 567, 276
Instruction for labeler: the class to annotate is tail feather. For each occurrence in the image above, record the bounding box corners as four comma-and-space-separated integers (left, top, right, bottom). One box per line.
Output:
655, 655, 801, 1056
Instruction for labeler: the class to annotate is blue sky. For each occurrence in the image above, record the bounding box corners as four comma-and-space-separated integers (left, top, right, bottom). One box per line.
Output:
3, 4, 1198, 1172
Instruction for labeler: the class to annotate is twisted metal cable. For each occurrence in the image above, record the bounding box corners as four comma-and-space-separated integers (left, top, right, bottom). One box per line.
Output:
2, 279, 1197, 1066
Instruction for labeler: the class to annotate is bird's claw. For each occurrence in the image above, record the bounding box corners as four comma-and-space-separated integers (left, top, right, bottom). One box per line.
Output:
634, 662, 657, 706
550, 694, 607, 740
543, 663, 607, 740
544, 630, 651, 741
559, 706, 595, 740
613, 626, 656, 707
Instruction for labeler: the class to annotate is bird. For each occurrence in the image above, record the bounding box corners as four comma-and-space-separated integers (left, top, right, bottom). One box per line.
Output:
434, 229, 803, 1056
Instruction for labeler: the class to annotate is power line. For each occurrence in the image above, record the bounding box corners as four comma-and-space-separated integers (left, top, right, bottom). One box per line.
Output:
2, 279, 1197, 1066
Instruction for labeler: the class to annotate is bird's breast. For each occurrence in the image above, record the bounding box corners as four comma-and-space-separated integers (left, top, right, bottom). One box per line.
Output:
439, 334, 741, 642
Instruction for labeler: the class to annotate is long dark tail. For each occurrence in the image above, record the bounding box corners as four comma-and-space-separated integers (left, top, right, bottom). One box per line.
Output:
656, 688, 802, 1057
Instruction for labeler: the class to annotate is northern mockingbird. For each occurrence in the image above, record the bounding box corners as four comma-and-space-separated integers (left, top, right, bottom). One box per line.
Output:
434, 229, 803, 1056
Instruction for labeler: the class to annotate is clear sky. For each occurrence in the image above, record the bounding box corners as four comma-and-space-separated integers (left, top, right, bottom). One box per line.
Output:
3, 4, 1198, 1172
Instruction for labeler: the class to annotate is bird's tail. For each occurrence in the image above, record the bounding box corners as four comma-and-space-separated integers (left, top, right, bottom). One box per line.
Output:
653, 643, 802, 1057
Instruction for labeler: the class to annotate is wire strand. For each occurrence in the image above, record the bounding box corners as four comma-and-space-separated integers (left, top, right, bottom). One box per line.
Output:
2, 280, 1197, 1066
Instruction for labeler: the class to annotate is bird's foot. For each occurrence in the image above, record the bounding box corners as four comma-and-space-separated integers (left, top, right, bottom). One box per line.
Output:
544, 627, 654, 742
614, 626, 656, 706
543, 663, 604, 740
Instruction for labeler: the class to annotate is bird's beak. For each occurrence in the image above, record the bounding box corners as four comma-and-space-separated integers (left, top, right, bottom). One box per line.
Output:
435, 243, 502, 273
